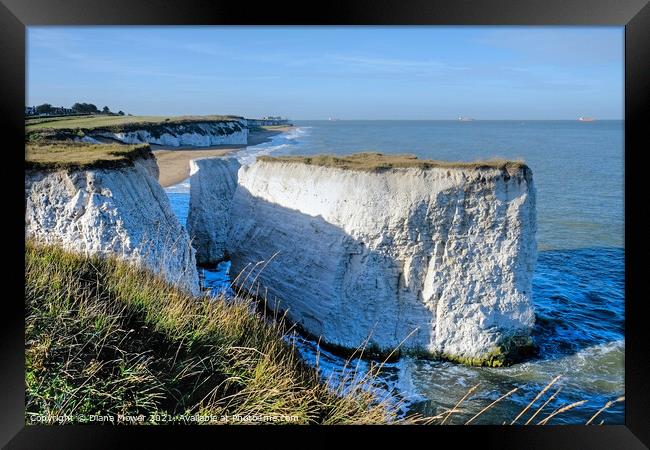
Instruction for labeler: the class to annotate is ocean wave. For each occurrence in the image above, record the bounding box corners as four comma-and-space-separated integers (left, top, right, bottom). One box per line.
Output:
497, 340, 625, 392
164, 178, 191, 193
235, 126, 307, 166
236, 143, 292, 166
282, 126, 310, 140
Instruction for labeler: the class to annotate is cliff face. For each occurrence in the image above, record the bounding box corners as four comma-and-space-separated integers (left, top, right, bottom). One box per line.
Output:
25, 154, 200, 295
28, 120, 249, 147
225, 160, 537, 364
187, 157, 241, 265
99, 121, 248, 147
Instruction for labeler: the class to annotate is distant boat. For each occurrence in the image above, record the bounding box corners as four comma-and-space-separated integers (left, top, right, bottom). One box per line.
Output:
328, 117, 339, 121
578, 116, 596, 122
457, 116, 474, 122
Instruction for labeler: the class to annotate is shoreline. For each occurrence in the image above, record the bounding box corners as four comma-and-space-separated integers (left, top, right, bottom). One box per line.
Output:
154, 125, 293, 188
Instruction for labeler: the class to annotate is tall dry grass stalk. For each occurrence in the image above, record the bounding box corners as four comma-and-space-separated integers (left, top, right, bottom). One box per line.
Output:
441, 384, 480, 425
524, 386, 562, 425
510, 374, 562, 424
429, 377, 623, 426
585, 396, 625, 425
465, 387, 519, 425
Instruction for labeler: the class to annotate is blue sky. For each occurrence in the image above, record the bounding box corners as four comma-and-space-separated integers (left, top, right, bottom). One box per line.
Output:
27, 26, 623, 120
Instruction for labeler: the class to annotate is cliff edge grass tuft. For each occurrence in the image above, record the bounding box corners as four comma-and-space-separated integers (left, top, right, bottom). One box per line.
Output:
258, 152, 528, 173
25, 241, 401, 424
25, 142, 153, 171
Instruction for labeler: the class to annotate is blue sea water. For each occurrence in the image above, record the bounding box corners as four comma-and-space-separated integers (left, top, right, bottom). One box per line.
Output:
165, 120, 624, 424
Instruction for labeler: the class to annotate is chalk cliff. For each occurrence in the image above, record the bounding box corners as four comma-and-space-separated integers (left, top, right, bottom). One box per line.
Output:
225, 158, 537, 365
25, 153, 201, 295
98, 121, 248, 147
28, 120, 248, 148
187, 157, 241, 264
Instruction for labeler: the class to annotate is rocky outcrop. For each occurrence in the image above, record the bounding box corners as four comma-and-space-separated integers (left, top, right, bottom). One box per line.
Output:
25, 153, 200, 295
225, 160, 537, 365
187, 157, 241, 264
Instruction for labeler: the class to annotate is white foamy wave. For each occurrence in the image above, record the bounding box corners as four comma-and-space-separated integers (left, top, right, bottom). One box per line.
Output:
282, 126, 310, 140
286, 334, 412, 414
235, 126, 308, 166
492, 340, 625, 393
164, 177, 191, 193
236, 143, 291, 167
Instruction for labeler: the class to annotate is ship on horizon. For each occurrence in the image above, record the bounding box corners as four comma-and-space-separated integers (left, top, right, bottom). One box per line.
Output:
457, 116, 474, 122
577, 116, 596, 122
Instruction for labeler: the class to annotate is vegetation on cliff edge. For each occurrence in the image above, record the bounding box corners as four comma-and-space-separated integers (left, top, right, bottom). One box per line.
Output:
25, 142, 153, 171
258, 152, 528, 173
25, 241, 399, 424
25, 114, 244, 131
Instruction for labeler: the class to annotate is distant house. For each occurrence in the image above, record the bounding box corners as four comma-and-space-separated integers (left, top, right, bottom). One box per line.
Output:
247, 116, 290, 126
25, 105, 78, 117
52, 107, 75, 115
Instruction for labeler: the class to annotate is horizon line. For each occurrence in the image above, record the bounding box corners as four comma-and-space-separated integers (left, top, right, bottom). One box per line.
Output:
290, 118, 623, 121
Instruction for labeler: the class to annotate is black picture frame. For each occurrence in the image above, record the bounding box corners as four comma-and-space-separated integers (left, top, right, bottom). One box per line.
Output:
2, 0, 648, 447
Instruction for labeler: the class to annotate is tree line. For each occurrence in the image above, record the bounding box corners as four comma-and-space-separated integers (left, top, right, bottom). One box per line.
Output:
32, 103, 126, 116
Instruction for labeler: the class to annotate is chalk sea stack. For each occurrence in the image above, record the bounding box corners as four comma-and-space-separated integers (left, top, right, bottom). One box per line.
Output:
203, 153, 538, 366
187, 156, 241, 264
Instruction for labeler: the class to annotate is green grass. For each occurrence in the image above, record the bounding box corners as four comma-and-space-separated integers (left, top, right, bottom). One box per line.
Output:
25, 115, 244, 131
25, 114, 94, 127
25, 142, 153, 171
25, 241, 401, 424
258, 152, 528, 173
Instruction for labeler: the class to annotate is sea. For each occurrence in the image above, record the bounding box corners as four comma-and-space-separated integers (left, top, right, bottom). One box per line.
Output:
165, 120, 624, 425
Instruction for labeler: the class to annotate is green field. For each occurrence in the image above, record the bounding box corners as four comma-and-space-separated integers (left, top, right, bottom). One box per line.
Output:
25, 114, 243, 131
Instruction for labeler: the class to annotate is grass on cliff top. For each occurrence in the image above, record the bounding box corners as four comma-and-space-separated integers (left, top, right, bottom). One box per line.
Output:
25, 241, 400, 424
25, 142, 152, 171
25, 114, 243, 131
258, 152, 527, 172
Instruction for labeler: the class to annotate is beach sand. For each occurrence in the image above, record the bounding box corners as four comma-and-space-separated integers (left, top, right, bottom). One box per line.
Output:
153, 125, 293, 188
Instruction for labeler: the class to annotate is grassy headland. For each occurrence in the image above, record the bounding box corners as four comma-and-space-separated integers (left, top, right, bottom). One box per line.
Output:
258, 152, 528, 173
25, 115, 246, 144
25, 241, 398, 424
25, 115, 244, 132
25, 142, 152, 171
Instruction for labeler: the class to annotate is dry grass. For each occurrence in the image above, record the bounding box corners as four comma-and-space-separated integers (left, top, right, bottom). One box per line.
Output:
421, 375, 624, 426
25, 142, 152, 171
258, 152, 527, 172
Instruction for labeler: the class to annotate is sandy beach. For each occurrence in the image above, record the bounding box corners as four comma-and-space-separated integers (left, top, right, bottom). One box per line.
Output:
153, 125, 293, 187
